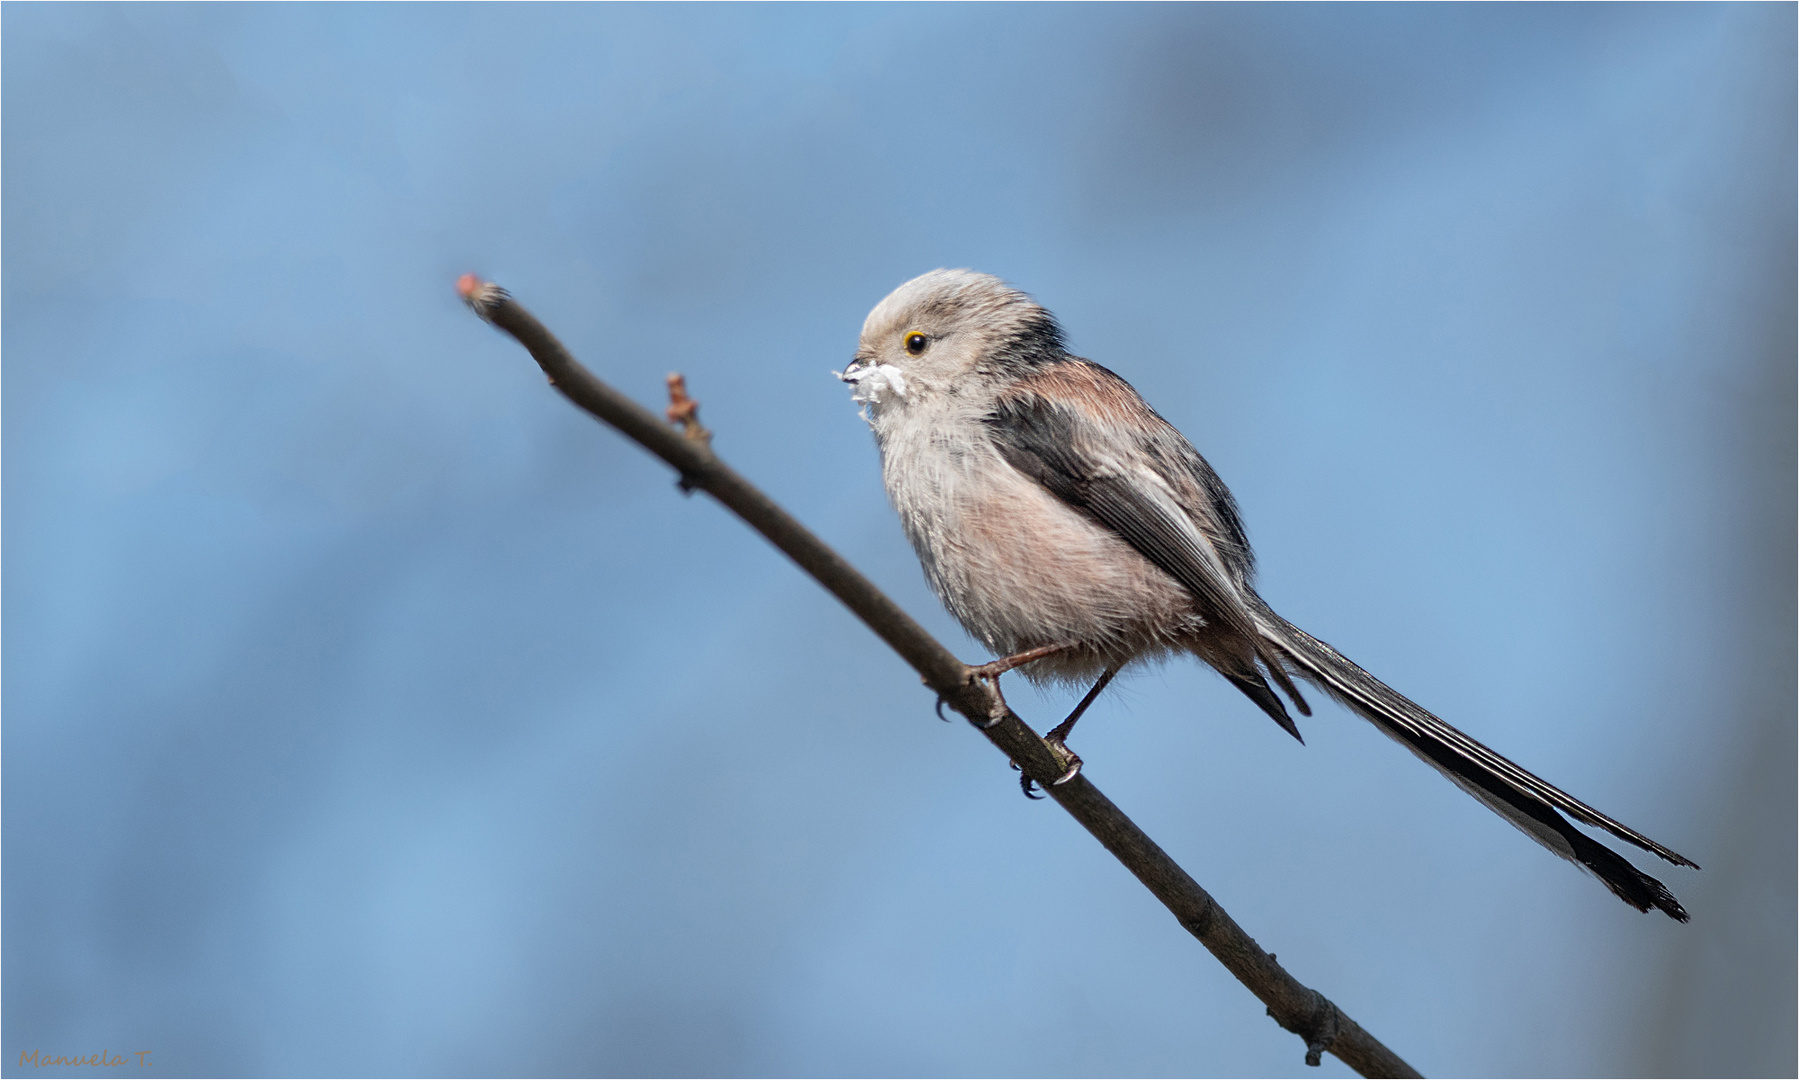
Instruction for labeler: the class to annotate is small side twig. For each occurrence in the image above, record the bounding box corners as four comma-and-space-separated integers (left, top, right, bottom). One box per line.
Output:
1274, 989, 1345, 1067
456, 274, 1423, 1079
664, 372, 712, 447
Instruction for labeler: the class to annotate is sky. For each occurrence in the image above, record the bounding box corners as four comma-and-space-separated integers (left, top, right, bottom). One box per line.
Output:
4, 4, 1794, 1077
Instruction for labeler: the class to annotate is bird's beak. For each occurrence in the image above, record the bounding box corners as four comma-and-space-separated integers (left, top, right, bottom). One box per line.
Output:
838, 352, 876, 382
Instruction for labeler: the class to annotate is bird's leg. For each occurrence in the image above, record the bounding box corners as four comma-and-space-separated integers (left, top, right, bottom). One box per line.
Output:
967, 642, 1072, 682
966, 643, 1095, 796
1039, 667, 1117, 786
967, 644, 1070, 734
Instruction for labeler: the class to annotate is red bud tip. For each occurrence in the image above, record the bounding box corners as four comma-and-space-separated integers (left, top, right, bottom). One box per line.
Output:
455, 273, 483, 298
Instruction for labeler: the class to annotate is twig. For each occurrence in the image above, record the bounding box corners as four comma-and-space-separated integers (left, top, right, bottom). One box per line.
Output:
664, 372, 712, 448
455, 273, 1424, 1079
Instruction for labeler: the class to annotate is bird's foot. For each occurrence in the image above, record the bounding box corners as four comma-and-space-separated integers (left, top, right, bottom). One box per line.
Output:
1044, 736, 1083, 786
966, 645, 1073, 731
1008, 738, 1081, 801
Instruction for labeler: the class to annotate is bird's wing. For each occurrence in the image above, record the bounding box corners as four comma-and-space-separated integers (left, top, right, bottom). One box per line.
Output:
983, 359, 1260, 645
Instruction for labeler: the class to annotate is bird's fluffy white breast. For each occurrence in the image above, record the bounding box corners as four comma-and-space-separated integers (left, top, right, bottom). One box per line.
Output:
867, 390, 1201, 683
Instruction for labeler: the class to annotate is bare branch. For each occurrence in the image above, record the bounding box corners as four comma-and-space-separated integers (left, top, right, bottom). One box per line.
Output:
456, 273, 1423, 1079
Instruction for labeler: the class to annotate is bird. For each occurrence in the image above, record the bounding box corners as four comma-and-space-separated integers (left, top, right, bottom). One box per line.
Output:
835, 268, 1695, 921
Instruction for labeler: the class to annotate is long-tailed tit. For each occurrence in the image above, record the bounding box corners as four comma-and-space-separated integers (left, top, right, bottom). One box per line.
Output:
837, 269, 1694, 920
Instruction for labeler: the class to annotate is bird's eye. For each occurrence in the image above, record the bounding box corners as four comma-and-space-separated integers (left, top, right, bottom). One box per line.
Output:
904, 332, 928, 356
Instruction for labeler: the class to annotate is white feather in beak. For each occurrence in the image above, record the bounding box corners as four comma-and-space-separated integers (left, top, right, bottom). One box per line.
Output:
833, 361, 908, 421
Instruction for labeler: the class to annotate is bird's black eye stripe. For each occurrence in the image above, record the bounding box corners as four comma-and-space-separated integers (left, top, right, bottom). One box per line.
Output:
904, 332, 928, 356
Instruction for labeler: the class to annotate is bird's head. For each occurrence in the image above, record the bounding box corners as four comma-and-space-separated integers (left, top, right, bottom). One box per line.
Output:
837, 269, 1065, 416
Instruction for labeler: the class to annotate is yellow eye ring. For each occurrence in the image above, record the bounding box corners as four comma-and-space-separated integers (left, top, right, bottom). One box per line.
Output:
904, 331, 928, 356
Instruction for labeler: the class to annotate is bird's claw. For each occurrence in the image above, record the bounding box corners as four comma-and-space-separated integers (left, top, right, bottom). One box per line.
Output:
1009, 751, 1076, 797
1045, 739, 1083, 786
1012, 761, 1045, 799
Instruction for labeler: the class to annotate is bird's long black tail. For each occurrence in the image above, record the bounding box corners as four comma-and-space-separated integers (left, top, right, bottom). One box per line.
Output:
1249, 601, 1695, 921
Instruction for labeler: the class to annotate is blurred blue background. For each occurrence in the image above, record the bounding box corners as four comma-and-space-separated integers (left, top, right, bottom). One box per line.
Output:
4, 4, 1793, 1077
